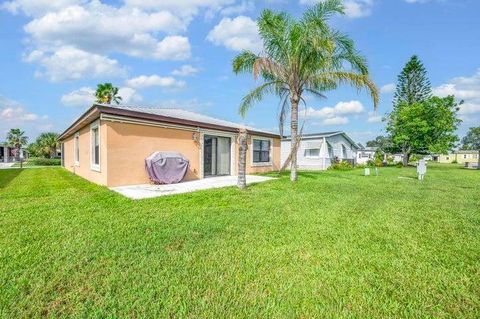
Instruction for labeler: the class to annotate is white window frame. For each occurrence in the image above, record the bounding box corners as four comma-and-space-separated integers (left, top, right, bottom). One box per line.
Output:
251, 136, 273, 167
90, 120, 101, 172
304, 148, 321, 158
74, 131, 80, 166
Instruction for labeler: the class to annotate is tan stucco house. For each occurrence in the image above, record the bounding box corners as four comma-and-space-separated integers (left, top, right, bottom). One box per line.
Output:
58, 104, 281, 187
437, 150, 479, 164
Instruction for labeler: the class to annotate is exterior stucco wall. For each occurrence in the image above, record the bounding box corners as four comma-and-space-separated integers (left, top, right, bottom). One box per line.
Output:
245, 136, 281, 174
62, 119, 280, 187
62, 119, 108, 185
105, 121, 201, 187
438, 152, 479, 164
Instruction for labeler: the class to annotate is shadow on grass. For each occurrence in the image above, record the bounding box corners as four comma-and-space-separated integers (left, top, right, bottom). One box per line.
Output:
0, 169, 23, 189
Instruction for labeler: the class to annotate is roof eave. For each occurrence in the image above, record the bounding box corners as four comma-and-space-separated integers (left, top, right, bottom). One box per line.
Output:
59, 104, 280, 140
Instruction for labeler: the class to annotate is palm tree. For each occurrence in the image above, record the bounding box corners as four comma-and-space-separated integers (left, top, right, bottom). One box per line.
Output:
237, 129, 248, 189
232, 0, 379, 182
36, 132, 59, 158
95, 83, 122, 105
6, 128, 28, 167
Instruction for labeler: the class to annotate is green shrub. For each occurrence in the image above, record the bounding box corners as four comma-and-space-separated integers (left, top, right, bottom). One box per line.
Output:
329, 161, 353, 170
366, 160, 376, 167
29, 157, 61, 166
395, 162, 403, 168
452, 160, 458, 164
356, 164, 366, 169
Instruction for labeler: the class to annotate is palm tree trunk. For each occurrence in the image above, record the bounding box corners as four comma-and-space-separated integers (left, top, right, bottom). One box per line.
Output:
237, 129, 248, 189
290, 95, 299, 182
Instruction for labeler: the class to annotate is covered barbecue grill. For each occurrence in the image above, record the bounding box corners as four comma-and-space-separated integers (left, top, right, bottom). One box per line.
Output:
145, 151, 189, 184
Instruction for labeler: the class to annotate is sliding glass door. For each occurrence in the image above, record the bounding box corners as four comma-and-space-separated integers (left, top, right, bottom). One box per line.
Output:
204, 135, 231, 177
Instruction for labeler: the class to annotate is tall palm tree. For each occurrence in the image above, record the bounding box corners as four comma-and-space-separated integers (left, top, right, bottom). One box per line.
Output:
95, 83, 122, 105
233, 0, 379, 182
36, 132, 59, 158
6, 128, 28, 166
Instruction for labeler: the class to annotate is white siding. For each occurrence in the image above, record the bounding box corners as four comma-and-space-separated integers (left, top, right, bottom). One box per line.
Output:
281, 133, 358, 170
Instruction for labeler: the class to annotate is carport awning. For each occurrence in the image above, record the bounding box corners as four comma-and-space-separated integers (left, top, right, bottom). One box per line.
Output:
304, 141, 323, 149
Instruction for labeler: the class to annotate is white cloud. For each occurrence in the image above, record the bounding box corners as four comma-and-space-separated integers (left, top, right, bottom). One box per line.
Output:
123, 0, 235, 18
367, 112, 382, 123
60, 87, 95, 108
380, 83, 395, 94
334, 100, 365, 114
125, 75, 186, 89
305, 100, 365, 119
4, 1, 193, 81
23, 3, 191, 60
433, 68, 480, 115
300, 0, 374, 18
323, 116, 349, 125
0, 96, 53, 139
24, 47, 126, 82
1, 0, 85, 17
117, 87, 143, 105
172, 65, 199, 77
207, 16, 262, 52
1, 106, 40, 121
220, 1, 254, 16
61, 86, 143, 108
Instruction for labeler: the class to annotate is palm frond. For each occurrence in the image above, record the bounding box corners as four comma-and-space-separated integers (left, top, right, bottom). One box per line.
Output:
239, 81, 279, 117
310, 71, 379, 108
233, 51, 260, 74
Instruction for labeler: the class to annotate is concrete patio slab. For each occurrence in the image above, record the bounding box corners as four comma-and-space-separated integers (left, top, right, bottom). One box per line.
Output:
0, 163, 14, 169
110, 175, 276, 199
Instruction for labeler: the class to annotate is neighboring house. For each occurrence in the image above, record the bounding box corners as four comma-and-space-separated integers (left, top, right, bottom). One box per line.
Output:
0, 143, 27, 163
437, 150, 479, 164
281, 131, 359, 170
58, 104, 281, 187
356, 144, 377, 165
393, 154, 404, 163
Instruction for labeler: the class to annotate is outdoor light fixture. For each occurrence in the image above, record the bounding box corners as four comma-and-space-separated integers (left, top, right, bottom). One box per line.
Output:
192, 132, 199, 143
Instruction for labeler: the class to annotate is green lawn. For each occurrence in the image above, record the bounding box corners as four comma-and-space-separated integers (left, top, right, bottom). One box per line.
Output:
1, 165, 479, 318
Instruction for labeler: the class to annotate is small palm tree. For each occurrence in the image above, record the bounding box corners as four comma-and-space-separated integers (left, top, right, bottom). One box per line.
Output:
95, 83, 122, 105
36, 132, 59, 158
6, 128, 28, 167
233, 0, 379, 182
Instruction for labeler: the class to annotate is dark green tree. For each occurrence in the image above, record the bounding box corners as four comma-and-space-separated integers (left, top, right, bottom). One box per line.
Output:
387, 96, 461, 166
393, 55, 432, 107
35, 132, 60, 158
6, 128, 28, 167
461, 127, 480, 169
366, 135, 392, 151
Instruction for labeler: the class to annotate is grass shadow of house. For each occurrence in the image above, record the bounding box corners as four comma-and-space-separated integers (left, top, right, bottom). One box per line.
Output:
0, 169, 23, 190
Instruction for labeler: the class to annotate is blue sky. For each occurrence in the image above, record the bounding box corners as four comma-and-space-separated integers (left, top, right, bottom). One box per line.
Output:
1, 0, 479, 144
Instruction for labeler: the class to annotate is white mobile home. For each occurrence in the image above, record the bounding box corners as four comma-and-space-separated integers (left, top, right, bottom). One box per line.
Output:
356, 144, 378, 165
281, 131, 359, 170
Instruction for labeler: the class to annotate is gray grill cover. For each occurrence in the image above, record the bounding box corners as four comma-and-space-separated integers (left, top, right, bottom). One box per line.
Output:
145, 151, 189, 184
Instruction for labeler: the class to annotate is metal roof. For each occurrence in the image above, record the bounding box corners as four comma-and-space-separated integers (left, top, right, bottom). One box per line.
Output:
59, 104, 279, 139
106, 104, 274, 134
283, 131, 342, 139
282, 131, 359, 148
